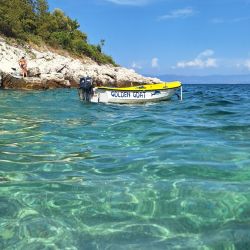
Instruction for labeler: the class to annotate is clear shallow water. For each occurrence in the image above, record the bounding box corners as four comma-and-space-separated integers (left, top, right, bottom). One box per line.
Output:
0, 84, 250, 249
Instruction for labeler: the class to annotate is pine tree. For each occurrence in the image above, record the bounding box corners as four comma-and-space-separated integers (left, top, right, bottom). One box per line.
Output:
0, 0, 116, 65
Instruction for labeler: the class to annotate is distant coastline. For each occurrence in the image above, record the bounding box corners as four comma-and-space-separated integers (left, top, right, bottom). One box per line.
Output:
150, 74, 250, 84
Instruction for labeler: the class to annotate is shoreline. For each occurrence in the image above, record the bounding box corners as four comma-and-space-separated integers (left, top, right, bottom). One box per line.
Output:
0, 37, 161, 90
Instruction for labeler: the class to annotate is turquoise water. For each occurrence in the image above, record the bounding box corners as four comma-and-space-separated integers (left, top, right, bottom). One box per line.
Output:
0, 84, 250, 249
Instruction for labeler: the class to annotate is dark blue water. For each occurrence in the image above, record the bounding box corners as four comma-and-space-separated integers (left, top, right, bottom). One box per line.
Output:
0, 84, 250, 249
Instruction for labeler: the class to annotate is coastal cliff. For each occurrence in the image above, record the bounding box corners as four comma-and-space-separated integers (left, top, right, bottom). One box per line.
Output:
0, 37, 161, 90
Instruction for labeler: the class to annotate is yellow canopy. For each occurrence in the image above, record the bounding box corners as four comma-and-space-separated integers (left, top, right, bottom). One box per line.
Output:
97, 81, 182, 91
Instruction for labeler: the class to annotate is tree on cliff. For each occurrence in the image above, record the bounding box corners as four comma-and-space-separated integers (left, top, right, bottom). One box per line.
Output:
0, 0, 36, 39
0, 0, 115, 65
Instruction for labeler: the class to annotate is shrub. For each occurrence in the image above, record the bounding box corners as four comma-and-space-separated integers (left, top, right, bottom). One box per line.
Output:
0, 0, 116, 65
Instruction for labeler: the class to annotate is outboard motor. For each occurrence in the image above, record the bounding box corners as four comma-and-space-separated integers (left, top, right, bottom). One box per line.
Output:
78, 77, 94, 102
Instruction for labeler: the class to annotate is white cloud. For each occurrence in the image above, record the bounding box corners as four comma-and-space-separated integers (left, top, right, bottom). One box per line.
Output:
105, 0, 153, 6
158, 7, 195, 20
131, 62, 142, 69
151, 57, 159, 68
243, 60, 250, 70
235, 59, 250, 70
174, 50, 218, 69
240, 59, 250, 70
211, 17, 250, 24
198, 49, 214, 58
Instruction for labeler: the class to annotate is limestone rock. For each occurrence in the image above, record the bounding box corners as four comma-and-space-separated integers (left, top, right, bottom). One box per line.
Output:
0, 36, 162, 90
28, 67, 41, 77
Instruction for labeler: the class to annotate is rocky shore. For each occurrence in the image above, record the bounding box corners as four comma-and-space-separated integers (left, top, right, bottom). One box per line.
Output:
0, 37, 161, 90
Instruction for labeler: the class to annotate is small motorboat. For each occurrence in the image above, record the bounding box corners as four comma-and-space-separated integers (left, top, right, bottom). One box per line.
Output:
78, 77, 182, 104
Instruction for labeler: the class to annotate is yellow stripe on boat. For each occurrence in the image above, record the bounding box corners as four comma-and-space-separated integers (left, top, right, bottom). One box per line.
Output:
98, 81, 182, 91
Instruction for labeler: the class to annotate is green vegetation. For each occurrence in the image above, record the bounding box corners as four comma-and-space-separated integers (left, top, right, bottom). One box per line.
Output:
0, 0, 116, 65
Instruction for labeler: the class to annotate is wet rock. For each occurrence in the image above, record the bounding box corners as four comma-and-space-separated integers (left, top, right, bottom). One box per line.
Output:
3, 75, 46, 90
45, 79, 70, 89
2, 73, 70, 90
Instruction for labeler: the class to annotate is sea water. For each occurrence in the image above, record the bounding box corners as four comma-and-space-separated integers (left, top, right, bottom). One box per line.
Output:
0, 84, 250, 249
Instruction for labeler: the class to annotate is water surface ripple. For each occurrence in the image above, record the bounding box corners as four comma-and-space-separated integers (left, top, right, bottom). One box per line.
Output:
0, 85, 250, 249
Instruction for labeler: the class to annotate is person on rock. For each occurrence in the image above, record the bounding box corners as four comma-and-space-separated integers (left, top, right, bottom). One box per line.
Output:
19, 57, 28, 77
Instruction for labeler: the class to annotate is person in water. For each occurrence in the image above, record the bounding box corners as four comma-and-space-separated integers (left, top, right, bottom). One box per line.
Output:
19, 57, 28, 77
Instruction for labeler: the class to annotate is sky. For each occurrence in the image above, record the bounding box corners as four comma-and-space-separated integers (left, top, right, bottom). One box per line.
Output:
47, 0, 250, 76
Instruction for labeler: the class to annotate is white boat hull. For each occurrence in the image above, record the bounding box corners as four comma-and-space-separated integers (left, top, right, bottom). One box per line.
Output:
78, 80, 182, 104
86, 88, 178, 104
